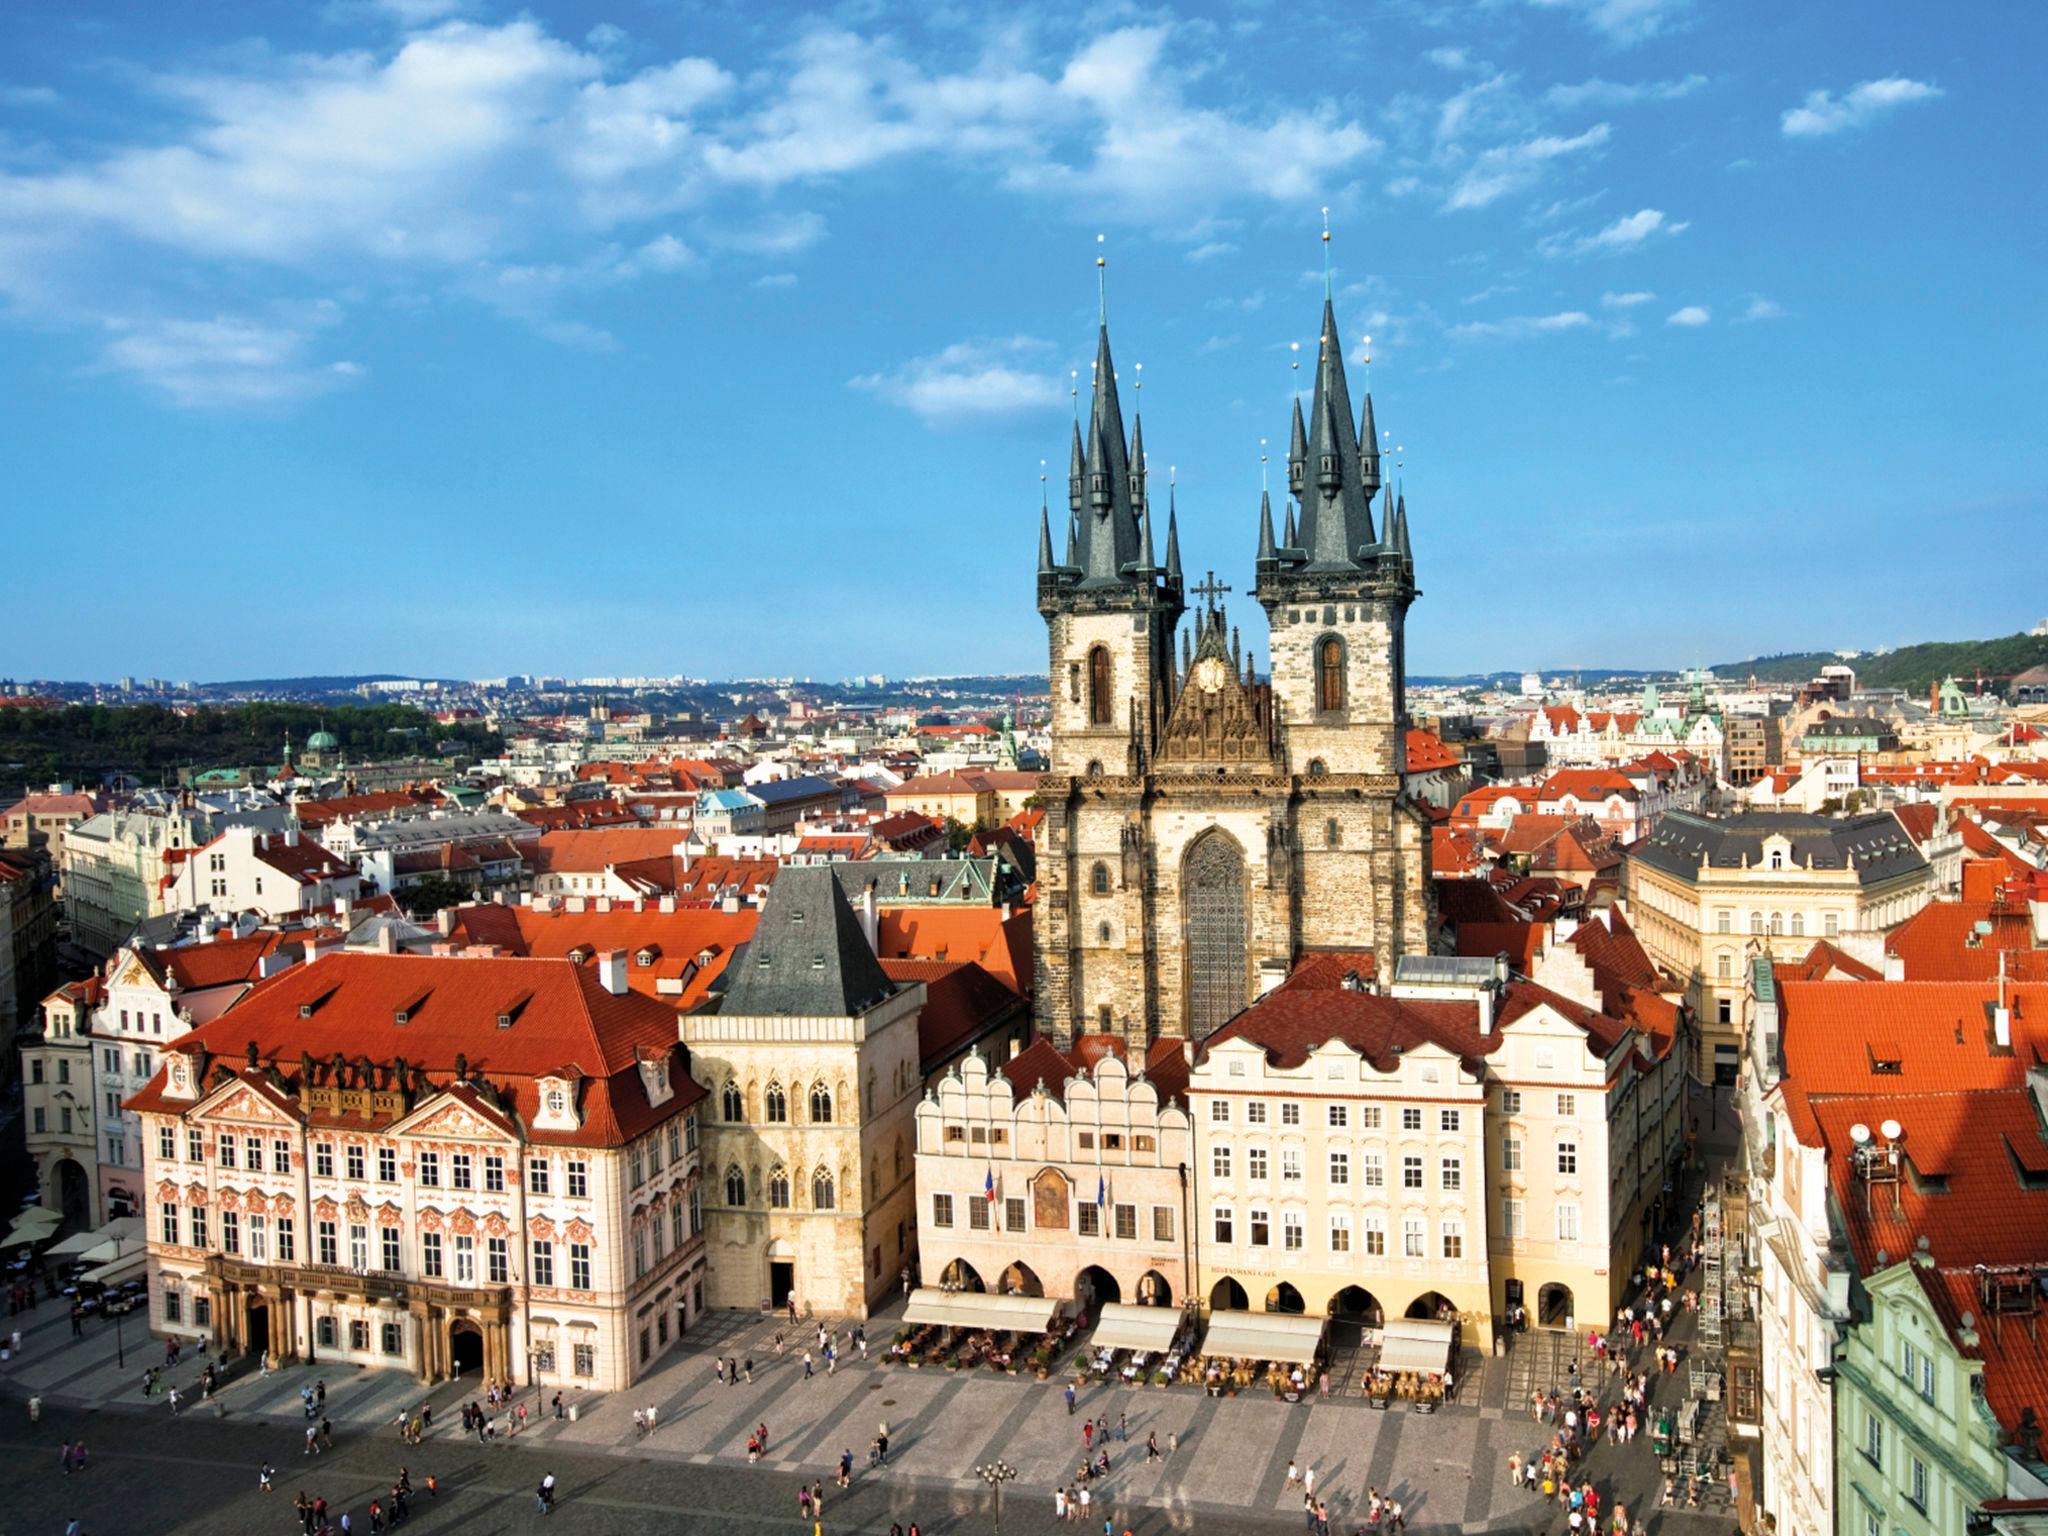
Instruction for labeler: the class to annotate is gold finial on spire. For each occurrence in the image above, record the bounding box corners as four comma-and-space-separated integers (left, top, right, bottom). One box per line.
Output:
1321, 205, 1332, 298
1260, 437, 1269, 492
1096, 233, 1107, 321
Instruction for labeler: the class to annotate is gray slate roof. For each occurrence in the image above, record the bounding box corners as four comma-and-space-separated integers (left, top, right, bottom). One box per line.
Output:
1629, 810, 1926, 886
719, 865, 897, 1018
750, 774, 842, 807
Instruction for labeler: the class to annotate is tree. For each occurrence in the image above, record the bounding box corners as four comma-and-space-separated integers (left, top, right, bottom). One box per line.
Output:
942, 817, 972, 853
397, 876, 470, 920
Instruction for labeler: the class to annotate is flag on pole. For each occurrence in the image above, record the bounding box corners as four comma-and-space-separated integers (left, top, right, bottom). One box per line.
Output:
1096, 1175, 1107, 1209
985, 1167, 996, 1203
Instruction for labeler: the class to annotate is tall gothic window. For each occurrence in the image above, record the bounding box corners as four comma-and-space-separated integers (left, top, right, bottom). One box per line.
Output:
1183, 831, 1249, 1040
720, 1081, 743, 1122
1316, 636, 1346, 712
764, 1082, 788, 1123
724, 1165, 746, 1206
810, 1083, 834, 1124
768, 1166, 791, 1209
812, 1169, 836, 1210
1091, 862, 1111, 895
1088, 646, 1113, 724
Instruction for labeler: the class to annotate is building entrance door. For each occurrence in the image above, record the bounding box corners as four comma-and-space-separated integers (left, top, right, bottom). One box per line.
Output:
769, 1262, 795, 1309
246, 1298, 270, 1359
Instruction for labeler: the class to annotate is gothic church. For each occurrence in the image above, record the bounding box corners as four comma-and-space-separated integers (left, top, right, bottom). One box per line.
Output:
1033, 286, 1434, 1050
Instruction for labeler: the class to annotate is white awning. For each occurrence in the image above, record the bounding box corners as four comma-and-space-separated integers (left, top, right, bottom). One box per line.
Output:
81, 1250, 146, 1286
43, 1231, 101, 1260
902, 1289, 1062, 1333
1200, 1311, 1326, 1365
1088, 1303, 1180, 1354
1375, 1318, 1455, 1375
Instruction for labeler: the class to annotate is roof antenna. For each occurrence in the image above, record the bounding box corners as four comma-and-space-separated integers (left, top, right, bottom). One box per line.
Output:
1321, 205, 1332, 300
1096, 233, 1107, 324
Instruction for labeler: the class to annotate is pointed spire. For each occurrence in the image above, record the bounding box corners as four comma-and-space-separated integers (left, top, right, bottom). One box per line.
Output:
1139, 504, 1157, 572
1359, 390, 1382, 498
1064, 509, 1079, 567
1391, 483, 1412, 570
1164, 486, 1183, 585
1287, 397, 1307, 498
1067, 420, 1084, 514
1296, 288, 1370, 568
1284, 500, 1298, 548
1129, 413, 1147, 516
1037, 503, 1055, 573
1077, 321, 1141, 586
1256, 489, 1276, 561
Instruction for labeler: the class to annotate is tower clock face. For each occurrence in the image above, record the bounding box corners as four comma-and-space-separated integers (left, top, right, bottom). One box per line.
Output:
1192, 656, 1229, 693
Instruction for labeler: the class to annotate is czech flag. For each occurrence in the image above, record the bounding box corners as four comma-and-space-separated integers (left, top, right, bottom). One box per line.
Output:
984, 1167, 996, 1202
1096, 1176, 1107, 1209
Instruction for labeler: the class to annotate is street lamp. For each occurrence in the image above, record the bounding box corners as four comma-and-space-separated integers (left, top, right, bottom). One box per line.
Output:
975, 1459, 1017, 1536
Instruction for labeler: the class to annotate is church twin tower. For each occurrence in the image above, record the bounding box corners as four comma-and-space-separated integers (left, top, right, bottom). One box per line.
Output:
1034, 283, 1434, 1051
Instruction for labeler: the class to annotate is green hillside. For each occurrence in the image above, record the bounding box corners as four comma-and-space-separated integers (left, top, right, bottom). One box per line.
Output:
1713, 633, 2048, 696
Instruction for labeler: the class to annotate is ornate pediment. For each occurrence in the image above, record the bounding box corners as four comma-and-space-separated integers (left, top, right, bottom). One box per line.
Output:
392, 1094, 514, 1144
195, 1080, 294, 1126
1159, 600, 1280, 768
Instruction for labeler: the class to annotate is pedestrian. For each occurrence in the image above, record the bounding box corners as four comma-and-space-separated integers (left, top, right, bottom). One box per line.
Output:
803, 1350, 814, 1379
799, 1488, 811, 1520
538, 1472, 556, 1515
169, 1387, 181, 1417
1117, 1411, 1127, 1442
369, 1499, 384, 1534
1284, 1458, 1299, 1487
1055, 1487, 1068, 1522
839, 1448, 852, 1488
744, 1358, 754, 1384
811, 1478, 824, 1515
1146, 1432, 1160, 1463
261, 1463, 275, 1494
552, 1392, 564, 1420
717, 1357, 727, 1386
1078, 1483, 1091, 1519
1084, 1420, 1095, 1451
1168, 1430, 1178, 1457
1304, 1465, 1316, 1498
1065, 1382, 1076, 1416
320, 1418, 334, 1451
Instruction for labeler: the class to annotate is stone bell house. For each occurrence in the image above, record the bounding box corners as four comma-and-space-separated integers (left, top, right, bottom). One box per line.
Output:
125, 948, 708, 1394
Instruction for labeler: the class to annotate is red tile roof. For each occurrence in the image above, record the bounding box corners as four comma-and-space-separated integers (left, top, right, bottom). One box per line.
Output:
531, 827, 688, 876
1778, 981, 2048, 1102
1779, 940, 1884, 983
124, 951, 701, 1147
1000, 1032, 1192, 1108
1885, 896, 2048, 982
874, 906, 1033, 995
445, 903, 758, 1012
1404, 729, 1462, 773
879, 958, 1024, 1070
291, 791, 436, 828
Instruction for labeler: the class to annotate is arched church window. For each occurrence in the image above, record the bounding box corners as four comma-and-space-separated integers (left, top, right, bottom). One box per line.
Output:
1306, 759, 1328, 779
1086, 760, 1105, 779
1091, 862, 1111, 895
810, 1083, 834, 1124
768, 1166, 791, 1209
1316, 636, 1346, 712
1097, 922, 1112, 944
1088, 647, 1113, 724
764, 1082, 788, 1123
812, 1169, 836, 1210
1327, 818, 1341, 848
720, 1081, 743, 1123
724, 1165, 746, 1206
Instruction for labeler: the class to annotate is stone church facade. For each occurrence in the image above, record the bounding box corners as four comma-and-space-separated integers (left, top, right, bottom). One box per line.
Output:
1034, 292, 1433, 1051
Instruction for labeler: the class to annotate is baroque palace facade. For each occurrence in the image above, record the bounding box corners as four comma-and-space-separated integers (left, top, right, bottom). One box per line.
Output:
1033, 287, 1431, 1051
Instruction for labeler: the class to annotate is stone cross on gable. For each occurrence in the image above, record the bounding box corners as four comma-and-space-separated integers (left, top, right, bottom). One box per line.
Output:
1191, 571, 1231, 610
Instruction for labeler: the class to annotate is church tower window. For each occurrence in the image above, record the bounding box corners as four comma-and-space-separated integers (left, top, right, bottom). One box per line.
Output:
720, 1081, 743, 1123
1183, 831, 1249, 1039
1088, 647, 1114, 724
1316, 636, 1346, 712
1091, 862, 1111, 895
764, 1082, 787, 1123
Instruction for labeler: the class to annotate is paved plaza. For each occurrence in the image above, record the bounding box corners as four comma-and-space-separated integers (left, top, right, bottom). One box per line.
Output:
0, 1114, 1744, 1534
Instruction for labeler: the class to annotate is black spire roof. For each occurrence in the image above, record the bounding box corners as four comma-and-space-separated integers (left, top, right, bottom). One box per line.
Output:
1293, 297, 1376, 569
1075, 324, 1143, 587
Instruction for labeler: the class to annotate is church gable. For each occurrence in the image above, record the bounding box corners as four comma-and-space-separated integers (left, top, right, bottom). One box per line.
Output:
1159, 598, 1280, 769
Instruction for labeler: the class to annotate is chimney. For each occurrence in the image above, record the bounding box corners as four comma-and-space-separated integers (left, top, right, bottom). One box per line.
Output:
597, 949, 628, 995
1994, 1005, 2012, 1049
1181, 1039, 1194, 1068
659, 895, 676, 913
1883, 952, 1905, 982
860, 884, 879, 951
336, 894, 352, 923
436, 906, 457, 938
257, 949, 295, 980
378, 923, 400, 955
284, 827, 300, 848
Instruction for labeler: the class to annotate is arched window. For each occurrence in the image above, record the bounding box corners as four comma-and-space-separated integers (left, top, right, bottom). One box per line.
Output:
720, 1081, 743, 1122
812, 1169, 836, 1210
1091, 861, 1111, 895
810, 1083, 834, 1124
1749, 912, 1764, 936
1316, 636, 1346, 712
1097, 922, 1112, 944
1088, 646, 1113, 724
1769, 911, 1784, 936
893, 1137, 906, 1179
1306, 758, 1328, 779
767, 1166, 791, 1209
1791, 912, 1806, 938
764, 1082, 787, 1123
724, 1165, 746, 1206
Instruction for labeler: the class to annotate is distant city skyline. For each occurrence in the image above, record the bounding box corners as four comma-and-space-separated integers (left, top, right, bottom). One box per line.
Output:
2, 1, 2040, 680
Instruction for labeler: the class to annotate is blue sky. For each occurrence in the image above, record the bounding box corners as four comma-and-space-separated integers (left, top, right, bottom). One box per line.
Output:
1, 0, 2039, 683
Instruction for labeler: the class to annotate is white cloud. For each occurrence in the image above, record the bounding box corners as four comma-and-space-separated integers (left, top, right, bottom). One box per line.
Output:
1443, 123, 1610, 211
1525, 0, 1692, 46
1384, 175, 1423, 198
753, 272, 797, 289
1539, 206, 1686, 258
1738, 296, 1786, 322
1448, 309, 1592, 340
1425, 47, 1478, 73
1782, 77, 1942, 137
1, 85, 61, 107
96, 312, 364, 407
1199, 334, 1238, 352
0, 16, 1385, 409
849, 337, 1064, 424
1666, 304, 1709, 326
1185, 241, 1238, 263
1544, 74, 1706, 109
1600, 289, 1654, 308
